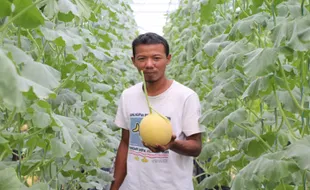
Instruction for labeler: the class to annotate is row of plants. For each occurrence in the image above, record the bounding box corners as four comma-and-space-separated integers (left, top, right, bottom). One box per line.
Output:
164, 0, 310, 189
0, 0, 138, 189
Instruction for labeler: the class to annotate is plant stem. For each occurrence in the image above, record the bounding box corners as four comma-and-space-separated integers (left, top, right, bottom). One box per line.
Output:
17, 27, 21, 48
302, 58, 310, 137
1, 107, 16, 131
260, 101, 264, 133
140, 71, 152, 114
232, 0, 235, 25
237, 98, 260, 120
48, 159, 70, 184
54, 65, 78, 94
275, 115, 284, 133
271, 0, 277, 27
279, 61, 304, 112
18, 143, 22, 179
300, 52, 306, 137
273, 85, 299, 139
26, 30, 42, 60
302, 170, 307, 190
232, 121, 273, 152
274, 108, 278, 130
0, 150, 7, 161
301, 0, 305, 16
281, 180, 287, 190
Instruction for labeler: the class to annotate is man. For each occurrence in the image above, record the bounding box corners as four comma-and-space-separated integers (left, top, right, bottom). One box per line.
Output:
110, 32, 204, 190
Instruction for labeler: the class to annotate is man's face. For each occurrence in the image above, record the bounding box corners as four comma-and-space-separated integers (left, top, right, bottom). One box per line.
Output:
132, 44, 171, 83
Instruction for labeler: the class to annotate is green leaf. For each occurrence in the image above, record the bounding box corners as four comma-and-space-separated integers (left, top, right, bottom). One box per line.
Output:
0, 49, 24, 109
264, 88, 301, 113
239, 132, 277, 157
27, 183, 49, 190
198, 173, 223, 189
88, 46, 113, 62
21, 60, 61, 90
274, 184, 295, 190
242, 73, 274, 100
231, 152, 299, 190
286, 15, 310, 51
298, 27, 310, 43
58, 0, 79, 16
211, 108, 247, 138
29, 103, 52, 128
51, 138, 69, 157
13, 0, 44, 28
73, 0, 91, 19
198, 139, 226, 161
42, 0, 59, 19
0, 0, 12, 17
40, 27, 85, 47
200, 108, 233, 126
4, 44, 34, 65
285, 135, 310, 170
0, 136, 8, 144
271, 17, 289, 47
91, 83, 112, 93
243, 48, 278, 77
97, 151, 114, 168
77, 133, 99, 159
58, 11, 75, 22
4, 44, 59, 98
18, 77, 55, 99
0, 167, 24, 190
200, 0, 217, 24
213, 39, 252, 71
203, 34, 230, 57
212, 69, 245, 98
250, 0, 264, 13
50, 89, 79, 108
230, 13, 269, 37
53, 114, 78, 146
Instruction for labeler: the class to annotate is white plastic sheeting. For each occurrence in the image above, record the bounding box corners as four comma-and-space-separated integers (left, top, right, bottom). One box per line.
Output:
130, 0, 180, 35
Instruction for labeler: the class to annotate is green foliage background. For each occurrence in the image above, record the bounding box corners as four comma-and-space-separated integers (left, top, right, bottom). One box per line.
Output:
164, 0, 310, 189
2, 0, 310, 189
0, 0, 138, 189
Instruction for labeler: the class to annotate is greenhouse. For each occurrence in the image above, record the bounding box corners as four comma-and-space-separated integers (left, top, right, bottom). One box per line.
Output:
1, 0, 310, 189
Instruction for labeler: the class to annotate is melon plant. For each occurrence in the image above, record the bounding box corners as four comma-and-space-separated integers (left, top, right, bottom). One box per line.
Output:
0, 0, 138, 189
164, 0, 310, 189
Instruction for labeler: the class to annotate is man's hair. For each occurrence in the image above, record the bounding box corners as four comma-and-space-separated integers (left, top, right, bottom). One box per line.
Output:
132, 32, 170, 57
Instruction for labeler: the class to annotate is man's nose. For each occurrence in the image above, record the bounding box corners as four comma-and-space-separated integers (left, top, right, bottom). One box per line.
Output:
145, 58, 154, 68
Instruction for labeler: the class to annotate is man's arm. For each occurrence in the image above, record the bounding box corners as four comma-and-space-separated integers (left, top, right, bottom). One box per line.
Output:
144, 133, 202, 157
110, 129, 129, 190
170, 133, 202, 157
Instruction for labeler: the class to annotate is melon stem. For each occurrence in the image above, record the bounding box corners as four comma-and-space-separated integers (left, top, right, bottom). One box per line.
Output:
141, 71, 153, 114
140, 71, 170, 123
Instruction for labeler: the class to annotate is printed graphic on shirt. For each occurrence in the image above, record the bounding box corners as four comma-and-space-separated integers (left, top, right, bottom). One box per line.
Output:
129, 113, 170, 163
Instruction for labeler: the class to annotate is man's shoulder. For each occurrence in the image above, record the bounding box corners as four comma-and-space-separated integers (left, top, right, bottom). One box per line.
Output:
172, 80, 197, 97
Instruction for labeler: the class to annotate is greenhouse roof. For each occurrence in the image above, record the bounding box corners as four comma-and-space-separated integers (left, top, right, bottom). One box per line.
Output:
130, 0, 180, 35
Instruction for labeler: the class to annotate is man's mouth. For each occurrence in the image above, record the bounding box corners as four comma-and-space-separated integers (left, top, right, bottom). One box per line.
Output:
144, 72, 155, 75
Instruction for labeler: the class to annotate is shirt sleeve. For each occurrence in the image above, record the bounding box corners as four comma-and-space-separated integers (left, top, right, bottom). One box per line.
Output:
114, 92, 129, 130
182, 92, 205, 136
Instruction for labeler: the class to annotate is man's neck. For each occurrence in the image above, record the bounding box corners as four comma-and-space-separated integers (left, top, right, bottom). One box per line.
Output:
145, 77, 173, 96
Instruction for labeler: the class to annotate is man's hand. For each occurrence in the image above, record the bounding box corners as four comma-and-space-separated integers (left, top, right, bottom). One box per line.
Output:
143, 134, 176, 153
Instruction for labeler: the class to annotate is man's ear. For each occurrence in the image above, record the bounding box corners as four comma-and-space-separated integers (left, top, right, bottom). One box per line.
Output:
131, 56, 136, 66
166, 54, 172, 65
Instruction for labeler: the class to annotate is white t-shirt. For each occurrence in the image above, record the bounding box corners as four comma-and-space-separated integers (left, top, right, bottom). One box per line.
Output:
114, 80, 204, 190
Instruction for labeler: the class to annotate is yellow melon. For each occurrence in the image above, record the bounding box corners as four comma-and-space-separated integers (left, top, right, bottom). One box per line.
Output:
139, 113, 173, 146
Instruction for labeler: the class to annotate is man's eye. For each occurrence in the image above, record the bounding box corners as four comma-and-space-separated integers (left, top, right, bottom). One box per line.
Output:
154, 57, 161, 60
138, 58, 145, 61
